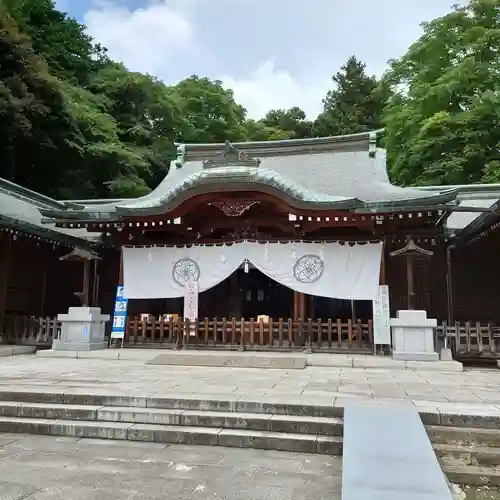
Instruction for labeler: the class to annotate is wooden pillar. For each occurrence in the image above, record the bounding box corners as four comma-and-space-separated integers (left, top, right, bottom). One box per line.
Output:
118, 247, 124, 286
39, 249, 48, 316
293, 291, 306, 319
0, 233, 12, 334
379, 240, 386, 285
82, 259, 91, 307
445, 245, 454, 323
406, 255, 415, 310
229, 271, 241, 318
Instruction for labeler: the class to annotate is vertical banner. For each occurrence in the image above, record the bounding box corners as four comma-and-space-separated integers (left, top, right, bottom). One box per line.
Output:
184, 280, 199, 336
372, 284, 391, 345
111, 285, 128, 340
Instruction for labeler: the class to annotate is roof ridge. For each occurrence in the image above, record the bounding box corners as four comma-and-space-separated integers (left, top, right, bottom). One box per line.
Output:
175, 129, 380, 153
173, 130, 381, 164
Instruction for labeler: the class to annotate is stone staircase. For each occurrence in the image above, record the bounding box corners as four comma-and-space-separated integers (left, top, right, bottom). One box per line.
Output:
0, 389, 499, 489
0, 391, 343, 455
429, 424, 500, 487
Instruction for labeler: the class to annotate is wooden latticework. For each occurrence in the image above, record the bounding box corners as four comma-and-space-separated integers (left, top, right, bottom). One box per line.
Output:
2, 314, 60, 346
436, 321, 500, 358
3, 314, 500, 358
125, 316, 373, 352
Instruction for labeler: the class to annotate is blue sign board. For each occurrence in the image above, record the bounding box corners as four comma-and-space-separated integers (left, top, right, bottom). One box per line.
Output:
110, 285, 128, 339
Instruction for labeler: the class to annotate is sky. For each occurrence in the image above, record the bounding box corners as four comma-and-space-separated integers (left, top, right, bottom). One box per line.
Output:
55, 0, 465, 119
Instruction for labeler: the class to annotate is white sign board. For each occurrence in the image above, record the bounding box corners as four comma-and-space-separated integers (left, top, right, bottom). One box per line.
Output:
184, 280, 199, 336
372, 285, 391, 345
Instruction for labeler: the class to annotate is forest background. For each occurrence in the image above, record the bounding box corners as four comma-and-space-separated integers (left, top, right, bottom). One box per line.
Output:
1, 0, 500, 199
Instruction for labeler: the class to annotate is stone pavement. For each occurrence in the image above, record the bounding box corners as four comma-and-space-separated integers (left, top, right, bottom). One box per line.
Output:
0, 433, 341, 499
0, 354, 499, 418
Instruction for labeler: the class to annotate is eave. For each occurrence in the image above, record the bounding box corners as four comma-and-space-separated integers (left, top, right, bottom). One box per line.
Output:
0, 215, 99, 248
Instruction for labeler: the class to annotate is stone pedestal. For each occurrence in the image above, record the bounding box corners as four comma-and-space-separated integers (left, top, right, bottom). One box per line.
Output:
52, 307, 110, 351
391, 310, 438, 361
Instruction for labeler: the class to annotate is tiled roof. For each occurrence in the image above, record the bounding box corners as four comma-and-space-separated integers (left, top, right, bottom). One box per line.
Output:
39, 132, 458, 220
0, 179, 100, 245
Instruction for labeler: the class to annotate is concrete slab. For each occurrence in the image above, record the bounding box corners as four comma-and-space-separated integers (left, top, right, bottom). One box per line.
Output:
352, 356, 407, 370
35, 348, 464, 372
407, 361, 463, 372
341, 405, 453, 500
393, 351, 440, 362
0, 433, 341, 499
146, 352, 306, 369
0, 346, 35, 357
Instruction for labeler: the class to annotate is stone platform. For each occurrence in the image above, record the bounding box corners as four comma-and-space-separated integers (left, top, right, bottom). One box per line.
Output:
36, 348, 464, 372
147, 352, 307, 369
0, 346, 35, 357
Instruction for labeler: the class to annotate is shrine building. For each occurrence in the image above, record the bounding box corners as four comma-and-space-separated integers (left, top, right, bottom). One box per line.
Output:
2, 131, 500, 356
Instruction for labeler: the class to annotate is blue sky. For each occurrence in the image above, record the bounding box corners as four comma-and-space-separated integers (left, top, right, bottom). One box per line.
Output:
56, 0, 465, 119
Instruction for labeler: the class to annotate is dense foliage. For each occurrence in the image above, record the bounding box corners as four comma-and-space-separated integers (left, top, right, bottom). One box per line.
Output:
383, 0, 500, 186
1, 0, 499, 198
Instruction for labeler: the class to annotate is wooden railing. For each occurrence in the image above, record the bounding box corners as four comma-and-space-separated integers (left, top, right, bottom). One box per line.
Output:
2, 314, 500, 358
2, 314, 60, 346
436, 321, 500, 357
125, 317, 373, 351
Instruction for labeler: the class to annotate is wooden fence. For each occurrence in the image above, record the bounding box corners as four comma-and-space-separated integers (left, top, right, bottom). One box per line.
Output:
125, 317, 373, 352
2, 314, 60, 346
436, 321, 500, 358
2, 314, 500, 358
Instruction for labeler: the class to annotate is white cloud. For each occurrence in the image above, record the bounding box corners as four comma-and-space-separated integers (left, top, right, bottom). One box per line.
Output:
83, 1, 194, 77
81, 0, 468, 120
222, 61, 332, 119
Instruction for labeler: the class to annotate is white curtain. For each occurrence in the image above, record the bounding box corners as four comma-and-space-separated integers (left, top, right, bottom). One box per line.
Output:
245, 241, 381, 300
122, 244, 243, 299
122, 241, 382, 300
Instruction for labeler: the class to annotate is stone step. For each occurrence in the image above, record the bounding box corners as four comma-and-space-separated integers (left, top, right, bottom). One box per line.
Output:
436, 443, 500, 467
427, 425, 500, 448
0, 391, 343, 418
0, 416, 343, 454
443, 465, 500, 487
0, 402, 343, 436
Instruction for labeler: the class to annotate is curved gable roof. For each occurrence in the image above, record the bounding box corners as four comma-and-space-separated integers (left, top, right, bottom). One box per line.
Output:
39, 131, 458, 221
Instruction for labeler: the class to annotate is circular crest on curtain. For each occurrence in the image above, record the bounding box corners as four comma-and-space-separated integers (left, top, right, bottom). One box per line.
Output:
293, 254, 324, 283
172, 258, 200, 285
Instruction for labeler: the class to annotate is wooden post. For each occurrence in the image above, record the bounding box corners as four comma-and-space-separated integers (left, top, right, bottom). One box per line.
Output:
119, 247, 124, 286
406, 255, 415, 310
445, 245, 454, 323
379, 240, 386, 285
39, 254, 48, 316
0, 233, 12, 337
293, 291, 305, 320
82, 259, 91, 307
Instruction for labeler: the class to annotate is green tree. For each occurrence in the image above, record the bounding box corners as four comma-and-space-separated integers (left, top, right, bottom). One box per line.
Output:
245, 119, 293, 141
88, 64, 185, 189
58, 81, 152, 198
383, 0, 500, 186
171, 76, 249, 143
1, 0, 107, 85
261, 107, 313, 139
313, 56, 387, 137
0, 10, 80, 196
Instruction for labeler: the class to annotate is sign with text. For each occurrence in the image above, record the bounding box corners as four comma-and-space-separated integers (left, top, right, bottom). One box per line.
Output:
184, 280, 198, 336
110, 285, 128, 340
372, 285, 391, 345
